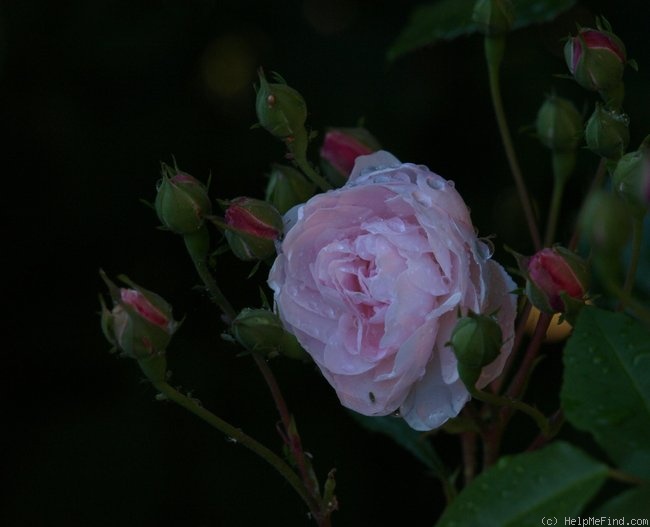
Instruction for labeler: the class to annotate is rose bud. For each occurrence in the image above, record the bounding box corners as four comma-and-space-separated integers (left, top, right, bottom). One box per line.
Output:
449, 312, 503, 390
155, 163, 212, 235
99, 270, 178, 374
231, 308, 306, 360
255, 69, 307, 142
265, 163, 315, 214
320, 127, 380, 186
612, 136, 650, 216
472, 0, 514, 36
269, 151, 517, 431
536, 95, 582, 152
525, 247, 588, 314
564, 24, 626, 94
580, 190, 632, 254
224, 197, 283, 261
585, 104, 629, 160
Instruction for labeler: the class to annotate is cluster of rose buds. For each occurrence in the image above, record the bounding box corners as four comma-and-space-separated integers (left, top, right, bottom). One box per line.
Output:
563, 18, 634, 160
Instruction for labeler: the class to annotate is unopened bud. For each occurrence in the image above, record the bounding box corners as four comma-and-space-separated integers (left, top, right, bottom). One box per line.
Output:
99, 271, 178, 362
255, 69, 307, 141
580, 190, 632, 254
265, 164, 315, 214
525, 247, 588, 314
449, 312, 502, 389
472, 0, 514, 36
155, 164, 212, 234
224, 197, 282, 261
231, 308, 306, 360
612, 136, 650, 216
585, 104, 629, 160
564, 25, 627, 95
320, 127, 380, 186
536, 95, 582, 152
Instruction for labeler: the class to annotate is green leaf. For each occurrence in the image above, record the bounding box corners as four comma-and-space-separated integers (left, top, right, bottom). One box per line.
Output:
593, 485, 650, 517
388, 0, 576, 62
388, 0, 477, 62
512, 0, 577, 29
561, 306, 650, 478
349, 413, 446, 476
435, 442, 607, 527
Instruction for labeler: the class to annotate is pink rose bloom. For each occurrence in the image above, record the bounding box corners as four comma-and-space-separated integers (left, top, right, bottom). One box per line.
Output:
268, 151, 516, 430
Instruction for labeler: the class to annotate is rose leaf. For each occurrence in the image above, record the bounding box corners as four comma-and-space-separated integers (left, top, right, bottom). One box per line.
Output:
561, 306, 650, 479
435, 442, 607, 526
388, 0, 577, 62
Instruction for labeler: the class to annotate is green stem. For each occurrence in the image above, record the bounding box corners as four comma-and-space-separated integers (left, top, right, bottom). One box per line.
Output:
292, 153, 332, 193
485, 36, 542, 250
621, 217, 643, 301
183, 228, 237, 322
490, 301, 532, 395
526, 408, 565, 452
149, 379, 314, 511
505, 312, 551, 402
607, 468, 647, 486
460, 431, 477, 487
472, 389, 550, 436
603, 273, 650, 325
544, 152, 575, 247
544, 180, 564, 247
569, 158, 608, 251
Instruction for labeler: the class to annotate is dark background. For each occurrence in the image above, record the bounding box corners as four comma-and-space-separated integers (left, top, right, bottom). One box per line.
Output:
4, 1, 649, 526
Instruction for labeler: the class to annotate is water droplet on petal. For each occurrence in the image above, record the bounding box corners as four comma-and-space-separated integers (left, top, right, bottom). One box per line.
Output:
427, 177, 444, 190
476, 238, 495, 259
412, 190, 432, 207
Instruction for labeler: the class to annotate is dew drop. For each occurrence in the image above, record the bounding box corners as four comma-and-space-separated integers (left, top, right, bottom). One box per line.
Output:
411, 190, 432, 207
633, 353, 650, 366
476, 238, 495, 260
427, 177, 444, 190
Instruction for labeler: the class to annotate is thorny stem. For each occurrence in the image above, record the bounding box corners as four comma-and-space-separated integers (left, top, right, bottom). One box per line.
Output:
485, 36, 542, 250
252, 354, 329, 524
150, 379, 314, 511
186, 235, 332, 526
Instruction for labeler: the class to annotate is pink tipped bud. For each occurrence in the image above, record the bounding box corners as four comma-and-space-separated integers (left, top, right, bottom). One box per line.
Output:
120, 289, 169, 328
155, 164, 212, 235
320, 127, 380, 186
224, 197, 283, 261
613, 136, 650, 215
525, 247, 588, 314
99, 271, 178, 361
564, 25, 627, 95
